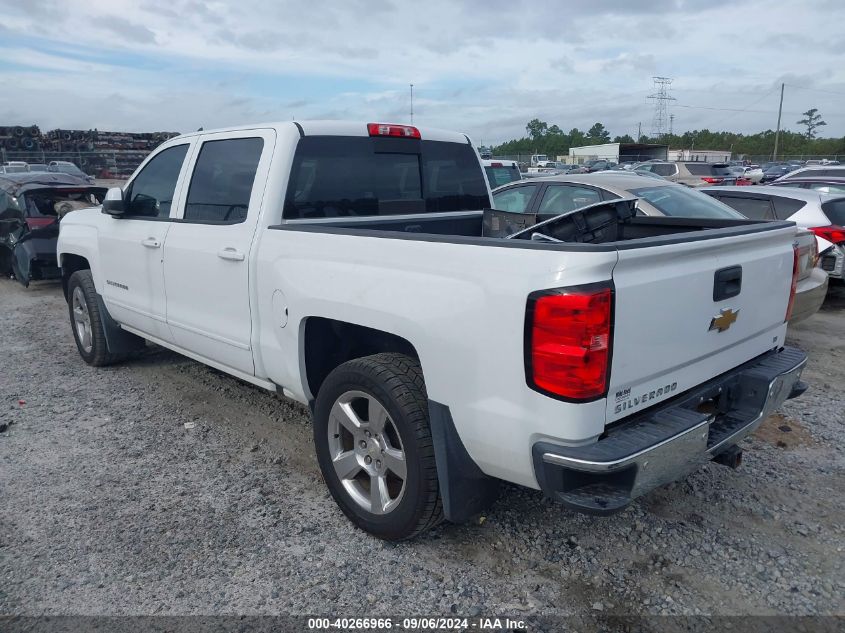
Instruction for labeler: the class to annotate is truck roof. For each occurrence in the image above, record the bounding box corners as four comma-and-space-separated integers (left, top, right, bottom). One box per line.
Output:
167, 121, 471, 145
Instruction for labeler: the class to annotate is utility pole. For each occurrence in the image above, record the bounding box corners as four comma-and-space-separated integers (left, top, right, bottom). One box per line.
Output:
637, 122, 642, 141
410, 84, 414, 124
669, 114, 674, 136
773, 82, 784, 161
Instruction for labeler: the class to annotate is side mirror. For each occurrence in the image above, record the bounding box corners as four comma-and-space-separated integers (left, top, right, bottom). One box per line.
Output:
102, 187, 126, 216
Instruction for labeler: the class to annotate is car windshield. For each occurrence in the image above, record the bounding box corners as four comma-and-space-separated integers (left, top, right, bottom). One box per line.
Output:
629, 185, 745, 219
484, 165, 521, 189
3, 165, 28, 173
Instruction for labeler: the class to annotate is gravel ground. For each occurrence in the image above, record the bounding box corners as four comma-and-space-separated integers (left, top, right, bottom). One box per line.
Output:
1, 278, 844, 619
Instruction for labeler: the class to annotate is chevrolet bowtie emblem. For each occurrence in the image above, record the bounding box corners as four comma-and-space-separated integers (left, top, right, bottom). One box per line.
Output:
709, 308, 739, 332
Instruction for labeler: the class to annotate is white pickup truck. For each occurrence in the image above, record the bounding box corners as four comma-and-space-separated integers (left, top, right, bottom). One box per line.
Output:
57, 121, 808, 540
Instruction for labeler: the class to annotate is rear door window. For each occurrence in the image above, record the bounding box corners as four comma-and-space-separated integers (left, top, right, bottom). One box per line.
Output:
717, 195, 775, 220
184, 137, 264, 223
538, 185, 602, 214
283, 137, 489, 219
492, 185, 538, 213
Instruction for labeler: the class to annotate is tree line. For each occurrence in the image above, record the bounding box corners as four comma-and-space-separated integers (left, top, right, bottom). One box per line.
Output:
492, 110, 844, 159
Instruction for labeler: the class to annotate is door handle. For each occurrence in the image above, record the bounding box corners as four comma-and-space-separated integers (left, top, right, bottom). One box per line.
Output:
217, 247, 245, 261
141, 237, 161, 248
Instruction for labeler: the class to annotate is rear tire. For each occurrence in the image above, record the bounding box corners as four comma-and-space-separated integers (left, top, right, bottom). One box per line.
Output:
67, 270, 126, 366
314, 353, 443, 540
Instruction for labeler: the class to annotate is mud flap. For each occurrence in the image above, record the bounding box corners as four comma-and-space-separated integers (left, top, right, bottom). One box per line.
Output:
427, 400, 500, 523
95, 292, 146, 355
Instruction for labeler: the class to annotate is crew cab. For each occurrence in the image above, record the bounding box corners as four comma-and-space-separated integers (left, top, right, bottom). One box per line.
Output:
58, 121, 808, 540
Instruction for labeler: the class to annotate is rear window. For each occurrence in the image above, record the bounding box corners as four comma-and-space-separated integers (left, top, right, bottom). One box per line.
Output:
484, 165, 521, 189
630, 185, 745, 219
821, 198, 845, 225
283, 137, 489, 219
684, 163, 730, 176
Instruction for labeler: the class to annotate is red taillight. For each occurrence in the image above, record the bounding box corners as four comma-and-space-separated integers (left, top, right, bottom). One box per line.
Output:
367, 123, 421, 139
736, 178, 752, 186
810, 225, 845, 245
490, 162, 503, 167
26, 217, 55, 229
701, 177, 724, 184
785, 245, 800, 322
527, 285, 613, 401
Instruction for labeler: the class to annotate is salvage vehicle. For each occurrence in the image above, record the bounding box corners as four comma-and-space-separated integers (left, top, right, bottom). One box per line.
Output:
703, 185, 845, 283
58, 121, 808, 540
491, 173, 827, 322
0, 172, 106, 286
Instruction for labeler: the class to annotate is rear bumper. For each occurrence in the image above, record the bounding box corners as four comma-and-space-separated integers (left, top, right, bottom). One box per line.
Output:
532, 346, 807, 515
790, 267, 829, 323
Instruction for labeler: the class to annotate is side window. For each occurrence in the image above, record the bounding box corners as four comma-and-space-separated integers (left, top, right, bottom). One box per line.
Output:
125, 144, 189, 218
538, 185, 601, 214
719, 196, 774, 220
492, 185, 538, 213
771, 196, 806, 220
653, 163, 677, 177
184, 138, 264, 223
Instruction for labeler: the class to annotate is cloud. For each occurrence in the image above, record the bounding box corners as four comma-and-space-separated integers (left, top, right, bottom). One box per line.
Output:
90, 16, 157, 44
0, 0, 841, 144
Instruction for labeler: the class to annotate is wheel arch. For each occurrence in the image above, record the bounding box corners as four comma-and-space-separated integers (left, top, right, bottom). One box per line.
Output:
301, 316, 420, 404
59, 252, 91, 300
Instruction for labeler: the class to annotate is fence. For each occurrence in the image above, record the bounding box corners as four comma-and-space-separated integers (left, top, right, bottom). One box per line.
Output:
1, 149, 153, 178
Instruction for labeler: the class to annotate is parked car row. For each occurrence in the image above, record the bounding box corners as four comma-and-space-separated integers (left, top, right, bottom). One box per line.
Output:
1, 160, 94, 182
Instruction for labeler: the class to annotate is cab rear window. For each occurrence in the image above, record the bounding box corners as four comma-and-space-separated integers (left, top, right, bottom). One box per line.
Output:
283, 137, 489, 219
485, 166, 521, 189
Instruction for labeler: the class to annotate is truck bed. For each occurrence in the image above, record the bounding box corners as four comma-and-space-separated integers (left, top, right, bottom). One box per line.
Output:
272, 199, 792, 249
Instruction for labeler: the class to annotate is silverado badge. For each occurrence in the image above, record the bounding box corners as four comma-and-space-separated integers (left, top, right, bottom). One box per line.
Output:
709, 308, 739, 332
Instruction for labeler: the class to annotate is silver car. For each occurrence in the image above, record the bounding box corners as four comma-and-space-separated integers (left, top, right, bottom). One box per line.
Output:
492, 173, 829, 323
702, 185, 845, 282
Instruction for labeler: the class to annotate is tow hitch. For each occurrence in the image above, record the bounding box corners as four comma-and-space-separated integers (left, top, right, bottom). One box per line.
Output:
712, 445, 743, 469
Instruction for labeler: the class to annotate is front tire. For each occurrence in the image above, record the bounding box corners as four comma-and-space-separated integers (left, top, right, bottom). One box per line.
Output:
314, 353, 443, 540
67, 270, 125, 366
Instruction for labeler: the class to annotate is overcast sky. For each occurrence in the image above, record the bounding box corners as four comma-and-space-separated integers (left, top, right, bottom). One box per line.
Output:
1, 0, 843, 144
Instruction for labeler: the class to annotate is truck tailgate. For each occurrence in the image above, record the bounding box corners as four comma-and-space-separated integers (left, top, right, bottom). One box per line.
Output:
607, 226, 796, 423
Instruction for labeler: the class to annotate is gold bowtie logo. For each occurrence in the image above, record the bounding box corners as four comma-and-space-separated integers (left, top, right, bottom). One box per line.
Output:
709, 308, 739, 332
